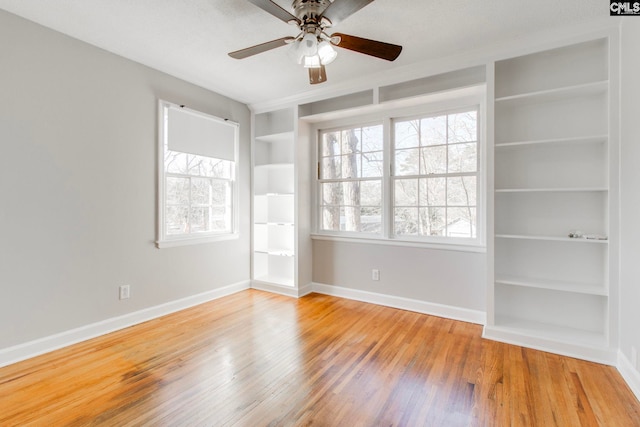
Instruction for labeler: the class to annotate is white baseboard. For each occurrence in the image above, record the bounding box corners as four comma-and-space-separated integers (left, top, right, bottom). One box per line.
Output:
483, 325, 617, 366
0, 280, 250, 368
618, 350, 640, 402
251, 280, 313, 298
311, 282, 485, 325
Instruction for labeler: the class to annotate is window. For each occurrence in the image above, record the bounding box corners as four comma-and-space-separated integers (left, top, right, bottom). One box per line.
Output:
393, 110, 478, 239
319, 125, 384, 234
157, 101, 238, 248
315, 104, 482, 248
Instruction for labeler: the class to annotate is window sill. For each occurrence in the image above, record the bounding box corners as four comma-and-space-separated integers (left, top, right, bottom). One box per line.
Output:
156, 233, 239, 249
310, 233, 486, 253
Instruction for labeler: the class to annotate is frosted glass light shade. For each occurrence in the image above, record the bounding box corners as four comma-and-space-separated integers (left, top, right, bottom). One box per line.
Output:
317, 41, 337, 65
287, 40, 304, 64
301, 33, 318, 56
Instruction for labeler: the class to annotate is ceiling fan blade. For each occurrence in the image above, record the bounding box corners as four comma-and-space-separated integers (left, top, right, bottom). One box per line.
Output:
309, 65, 327, 84
331, 33, 402, 61
246, 0, 300, 24
228, 37, 294, 59
320, 0, 374, 26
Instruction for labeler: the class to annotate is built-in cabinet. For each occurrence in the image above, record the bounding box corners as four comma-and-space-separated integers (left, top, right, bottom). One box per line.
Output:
484, 38, 617, 362
252, 108, 312, 294
253, 109, 296, 287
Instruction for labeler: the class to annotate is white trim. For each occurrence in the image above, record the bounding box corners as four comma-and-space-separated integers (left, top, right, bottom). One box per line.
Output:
0, 280, 251, 368
156, 232, 239, 249
617, 350, 640, 403
250, 280, 313, 298
311, 233, 486, 253
482, 325, 617, 366
311, 282, 485, 325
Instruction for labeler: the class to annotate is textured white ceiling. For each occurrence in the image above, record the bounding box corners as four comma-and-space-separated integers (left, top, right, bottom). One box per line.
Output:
0, 0, 608, 106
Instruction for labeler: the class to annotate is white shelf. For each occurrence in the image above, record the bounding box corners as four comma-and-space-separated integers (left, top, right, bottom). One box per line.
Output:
254, 192, 294, 197
495, 187, 608, 193
495, 135, 607, 149
494, 81, 608, 106
254, 275, 294, 287
254, 222, 294, 226
254, 162, 294, 170
492, 316, 607, 348
255, 250, 294, 257
255, 131, 294, 143
495, 234, 608, 244
495, 275, 607, 296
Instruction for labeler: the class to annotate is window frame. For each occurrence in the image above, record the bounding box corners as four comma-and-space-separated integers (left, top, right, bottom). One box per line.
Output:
317, 121, 386, 238
311, 93, 486, 252
156, 100, 239, 249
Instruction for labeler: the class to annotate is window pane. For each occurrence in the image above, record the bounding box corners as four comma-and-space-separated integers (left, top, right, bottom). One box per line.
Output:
211, 181, 229, 205
165, 151, 189, 174
448, 142, 477, 173
421, 115, 447, 146
322, 131, 341, 157
360, 180, 382, 206
447, 176, 476, 206
191, 178, 211, 205
395, 148, 419, 176
421, 146, 447, 175
341, 154, 359, 179
362, 151, 383, 177
395, 120, 420, 149
211, 207, 230, 232
446, 207, 476, 238
361, 207, 381, 234
395, 179, 418, 207
322, 182, 343, 205
166, 206, 189, 235
322, 156, 342, 179
190, 207, 211, 233
419, 177, 446, 206
166, 177, 189, 205
362, 125, 383, 152
394, 207, 418, 236
419, 207, 445, 236
448, 111, 477, 143
341, 181, 361, 207
341, 129, 361, 155
322, 206, 341, 231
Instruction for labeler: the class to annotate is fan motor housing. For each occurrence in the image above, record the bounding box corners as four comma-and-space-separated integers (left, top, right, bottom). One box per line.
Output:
292, 0, 332, 23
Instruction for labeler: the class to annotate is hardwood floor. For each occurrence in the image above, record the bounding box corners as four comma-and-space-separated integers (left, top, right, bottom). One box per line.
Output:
1, 290, 639, 426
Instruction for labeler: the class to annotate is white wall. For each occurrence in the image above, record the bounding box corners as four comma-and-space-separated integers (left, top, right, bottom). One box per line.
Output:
619, 20, 640, 372
0, 10, 251, 350
313, 240, 486, 311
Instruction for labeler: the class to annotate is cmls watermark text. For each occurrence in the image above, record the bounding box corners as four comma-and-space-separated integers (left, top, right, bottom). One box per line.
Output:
610, 1, 640, 15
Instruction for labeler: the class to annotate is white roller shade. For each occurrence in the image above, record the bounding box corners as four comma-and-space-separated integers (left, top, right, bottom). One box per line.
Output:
167, 105, 237, 161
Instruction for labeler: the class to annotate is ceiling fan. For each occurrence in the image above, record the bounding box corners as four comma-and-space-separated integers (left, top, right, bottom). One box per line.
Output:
228, 0, 402, 84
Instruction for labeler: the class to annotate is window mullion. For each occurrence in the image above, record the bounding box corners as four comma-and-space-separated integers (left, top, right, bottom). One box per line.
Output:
383, 116, 392, 239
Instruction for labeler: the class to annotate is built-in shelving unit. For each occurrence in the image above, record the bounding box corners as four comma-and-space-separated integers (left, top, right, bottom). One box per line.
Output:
485, 38, 616, 362
253, 109, 296, 287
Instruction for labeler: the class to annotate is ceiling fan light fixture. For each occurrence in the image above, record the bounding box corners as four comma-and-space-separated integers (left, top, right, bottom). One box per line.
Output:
287, 40, 304, 64
317, 40, 337, 65
301, 32, 318, 56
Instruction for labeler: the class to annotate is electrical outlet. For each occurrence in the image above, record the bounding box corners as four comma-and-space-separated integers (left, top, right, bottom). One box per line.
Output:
632, 346, 638, 370
372, 269, 380, 281
119, 285, 130, 300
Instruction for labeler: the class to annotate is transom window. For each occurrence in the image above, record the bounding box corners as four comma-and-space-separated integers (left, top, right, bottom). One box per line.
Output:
315, 105, 482, 248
